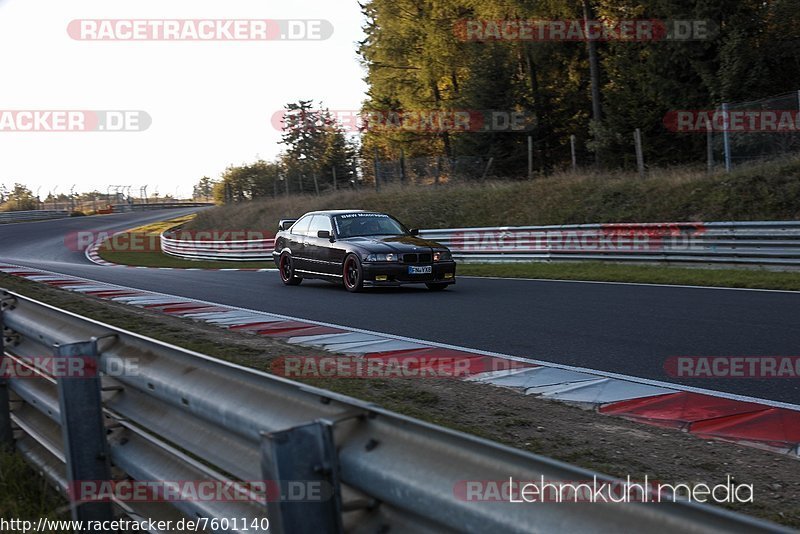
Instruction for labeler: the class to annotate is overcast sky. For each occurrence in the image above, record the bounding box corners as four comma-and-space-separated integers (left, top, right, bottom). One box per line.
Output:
0, 0, 368, 198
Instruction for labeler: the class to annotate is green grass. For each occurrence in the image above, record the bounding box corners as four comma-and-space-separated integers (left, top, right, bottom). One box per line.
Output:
0, 449, 68, 528
458, 262, 800, 290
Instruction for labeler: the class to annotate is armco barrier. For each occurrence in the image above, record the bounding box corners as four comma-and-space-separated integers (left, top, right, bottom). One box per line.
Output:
161, 220, 800, 268
0, 210, 69, 224
112, 202, 213, 213
0, 289, 785, 533
0, 203, 210, 225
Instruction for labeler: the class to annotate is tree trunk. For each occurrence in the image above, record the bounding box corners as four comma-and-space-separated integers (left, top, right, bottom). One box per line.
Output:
582, 0, 603, 166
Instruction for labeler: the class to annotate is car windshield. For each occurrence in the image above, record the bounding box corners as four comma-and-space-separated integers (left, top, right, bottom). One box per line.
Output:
333, 213, 407, 238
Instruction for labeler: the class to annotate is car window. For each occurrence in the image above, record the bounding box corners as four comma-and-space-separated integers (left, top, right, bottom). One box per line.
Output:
290, 215, 312, 236
333, 213, 407, 238
308, 215, 332, 237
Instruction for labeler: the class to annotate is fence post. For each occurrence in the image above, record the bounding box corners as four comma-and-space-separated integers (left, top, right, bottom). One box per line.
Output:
260, 421, 343, 534
570, 135, 577, 171
706, 122, 714, 174
527, 135, 533, 179
634, 128, 645, 178
722, 103, 732, 173
435, 156, 441, 185
332, 166, 337, 191
0, 298, 14, 450
399, 149, 406, 184
481, 157, 494, 182
373, 149, 380, 191
55, 339, 115, 524
313, 173, 320, 196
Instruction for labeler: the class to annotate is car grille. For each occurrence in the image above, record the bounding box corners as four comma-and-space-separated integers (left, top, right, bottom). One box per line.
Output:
402, 253, 432, 264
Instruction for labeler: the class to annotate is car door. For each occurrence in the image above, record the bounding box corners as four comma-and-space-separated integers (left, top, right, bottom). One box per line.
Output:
328, 214, 349, 272
304, 215, 336, 275
287, 215, 312, 270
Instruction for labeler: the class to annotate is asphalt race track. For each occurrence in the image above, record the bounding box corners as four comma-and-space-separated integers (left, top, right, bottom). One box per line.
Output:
1, 209, 798, 404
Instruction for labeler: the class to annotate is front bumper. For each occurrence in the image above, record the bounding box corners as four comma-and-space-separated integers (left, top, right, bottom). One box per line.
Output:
361, 260, 456, 287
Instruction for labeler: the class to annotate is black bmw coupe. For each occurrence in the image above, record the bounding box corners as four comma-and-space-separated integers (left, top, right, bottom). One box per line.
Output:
273, 210, 456, 292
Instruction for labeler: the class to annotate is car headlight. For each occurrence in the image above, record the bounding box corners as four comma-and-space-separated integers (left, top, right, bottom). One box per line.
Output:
433, 250, 452, 262
366, 253, 398, 262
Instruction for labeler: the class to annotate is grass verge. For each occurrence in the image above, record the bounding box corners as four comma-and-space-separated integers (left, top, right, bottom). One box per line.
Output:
0, 272, 797, 527
185, 156, 800, 232
97, 249, 273, 270
0, 449, 68, 530
458, 262, 800, 290
96, 214, 274, 269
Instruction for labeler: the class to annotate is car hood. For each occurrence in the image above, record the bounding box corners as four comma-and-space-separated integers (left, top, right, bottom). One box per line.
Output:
342, 234, 447, 252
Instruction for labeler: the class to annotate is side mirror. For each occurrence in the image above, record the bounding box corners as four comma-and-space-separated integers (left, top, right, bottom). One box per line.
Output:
409, 228, 420, 236
279, 219, 297, 231
317, 230, 331, 239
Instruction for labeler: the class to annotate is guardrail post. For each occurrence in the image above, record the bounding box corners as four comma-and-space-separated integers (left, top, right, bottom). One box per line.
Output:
721, 102, 732, 172
0, 300, 14, 449
260, 421, 343, 534
55, 340, 114, 524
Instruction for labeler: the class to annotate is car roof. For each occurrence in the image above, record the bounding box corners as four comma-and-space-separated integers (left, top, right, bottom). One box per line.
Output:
303, 210, 383, 216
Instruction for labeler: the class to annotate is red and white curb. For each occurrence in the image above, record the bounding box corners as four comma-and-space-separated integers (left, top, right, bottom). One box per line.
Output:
1, 261, 798, 457
84, 238, 274, 272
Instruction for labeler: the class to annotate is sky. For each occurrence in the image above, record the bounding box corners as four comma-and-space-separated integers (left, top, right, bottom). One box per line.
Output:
0, 0, 368, 198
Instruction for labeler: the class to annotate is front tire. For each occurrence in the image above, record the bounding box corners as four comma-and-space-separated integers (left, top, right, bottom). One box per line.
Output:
425, 282, 449, 291
343, 254, 364, 292
279, 253, 302, 286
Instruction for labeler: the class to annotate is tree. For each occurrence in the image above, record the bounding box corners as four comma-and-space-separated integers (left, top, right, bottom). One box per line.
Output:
0, 183, 38, 211
279, 101, 357, 192
212, 160, 287, 203
357, 0, 800, 173
193, 176, 216, 201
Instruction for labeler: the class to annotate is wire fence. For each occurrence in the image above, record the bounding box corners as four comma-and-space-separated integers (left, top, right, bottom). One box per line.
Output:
374, 155, 490, 185
364, 90, 800, 187
710, 90, 800, 170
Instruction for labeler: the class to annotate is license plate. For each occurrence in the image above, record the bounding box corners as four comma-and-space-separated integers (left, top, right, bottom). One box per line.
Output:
408, 265, 432, 275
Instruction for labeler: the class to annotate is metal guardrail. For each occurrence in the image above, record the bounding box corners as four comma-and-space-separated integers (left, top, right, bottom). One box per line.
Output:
161, 231, 275, 261
0, 204, 209, 225
0, 290, 784, 533
161, 221, 800, 268
0, 210, 69, 224
111, 202, 214, 212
